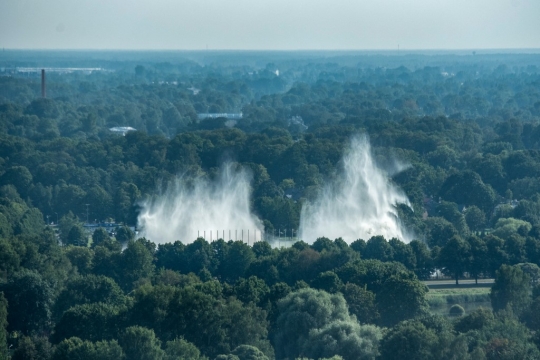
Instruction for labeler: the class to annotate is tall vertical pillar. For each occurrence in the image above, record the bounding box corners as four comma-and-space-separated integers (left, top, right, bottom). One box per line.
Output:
41, 69, 46, 98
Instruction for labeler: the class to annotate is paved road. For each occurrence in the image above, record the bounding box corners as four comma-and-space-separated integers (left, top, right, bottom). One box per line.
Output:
423, 279, 494, 287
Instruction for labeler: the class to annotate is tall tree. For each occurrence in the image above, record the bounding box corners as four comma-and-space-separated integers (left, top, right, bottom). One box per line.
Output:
437, 236, 471, 285
120, 239, 155, 291
376, 273, 429, 327
0, 270, 54, 335
118, 326, 165, 360
491, 264, 531, 316
466, 235, 488, 284
273, 288, 352, 359
409, 240, 433, 280
379, 320, 438, 360
364, 236, 393, 262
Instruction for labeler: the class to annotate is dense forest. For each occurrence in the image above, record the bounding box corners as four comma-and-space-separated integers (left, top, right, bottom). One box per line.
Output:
1, 50, 540, 359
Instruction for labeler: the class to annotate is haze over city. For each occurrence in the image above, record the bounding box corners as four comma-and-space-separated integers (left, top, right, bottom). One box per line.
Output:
1, 0, 539, 50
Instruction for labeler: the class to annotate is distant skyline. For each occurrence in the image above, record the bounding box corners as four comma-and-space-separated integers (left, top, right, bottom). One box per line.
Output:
1, 0, 539, 50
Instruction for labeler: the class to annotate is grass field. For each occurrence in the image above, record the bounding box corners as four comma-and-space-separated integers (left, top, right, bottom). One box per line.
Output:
427, 287, 491, 316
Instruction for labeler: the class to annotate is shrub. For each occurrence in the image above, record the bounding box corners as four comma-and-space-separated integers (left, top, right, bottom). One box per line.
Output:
449, 304, 465, 317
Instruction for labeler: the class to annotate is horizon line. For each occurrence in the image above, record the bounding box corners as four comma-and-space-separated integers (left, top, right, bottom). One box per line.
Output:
2, 47, 540, 53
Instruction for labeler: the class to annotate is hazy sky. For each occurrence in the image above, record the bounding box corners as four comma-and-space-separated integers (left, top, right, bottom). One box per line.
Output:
1, 0, 539, 50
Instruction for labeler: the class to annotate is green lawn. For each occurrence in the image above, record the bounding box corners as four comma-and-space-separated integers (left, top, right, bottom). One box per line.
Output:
427, 288, 491, 316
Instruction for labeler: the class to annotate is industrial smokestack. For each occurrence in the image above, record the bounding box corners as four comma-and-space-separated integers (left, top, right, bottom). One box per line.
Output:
41, 69, 46, 98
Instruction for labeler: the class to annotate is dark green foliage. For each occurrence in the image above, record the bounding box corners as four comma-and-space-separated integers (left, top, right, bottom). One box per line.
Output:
58, 212, 80, 244
116, 226, 135, 243
0, 237, 20, 277
437, 235, 471, 285
215, 355, 240, 360
388, 238, 416, 270
424, 217, 459, 248
118, 326, 165, 360
376, 273, 429, 327
273, 288, 352, 359
231, 345, 269, 360
164, 337, 204, 360
409, 240, 433, 280
53, 337, 125, 360
465, 205, 487, 232
364, 236, 393, 262
302, 321, 382, 360
14, 208, 45, 236
92, 227, 111, 247
128, 284, 181, 339
220, 241, 255, 282
335, 259, 408, 294
67, 224, 88, 246
454, 308, 494, 333
525, 296, 540, 331
53, 274, 125, 319
0, 270, 54, 334
152, 268, 192, 286
11, 336, 53, 360
349, 239, 366, 254
491, 265, 531, 316
155, 241, 186, 272
379, 314, 471, 359
25, 98, 59, 119
252, 241, 273, 258
183, 238, 216, 275
311, 237, 336, 253
0, 293, 6, 360
115, 183, 141, 225
0, 166, 33, 198
0, 193, 45, 237
234, 276, 270, 305
120, 238, 155, 291
436, 201, 470, 236
311, 271, 343, 293
64, 246, 94, 274
480, 314, 540, 360
341, 283, 378, 324
379, 321, 438, 360
485, 235, 509, 276
52, 302, 122, 342
162, 287, 270, 358
439, 170, 497, 213
449, 304, 465, 317
0, 214, 12, 239
516, 263, 540, 284
467, 235, 489, 283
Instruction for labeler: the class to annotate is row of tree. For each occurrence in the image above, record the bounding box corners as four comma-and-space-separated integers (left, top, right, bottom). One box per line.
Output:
4, 223, 540, 359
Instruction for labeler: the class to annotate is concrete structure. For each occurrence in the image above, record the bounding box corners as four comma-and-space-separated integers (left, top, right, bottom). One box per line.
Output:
109, 126, 136, 136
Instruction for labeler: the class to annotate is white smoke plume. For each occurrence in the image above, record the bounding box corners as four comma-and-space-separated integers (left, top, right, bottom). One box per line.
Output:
137, 163, 264, 244
299, 135, 411, 243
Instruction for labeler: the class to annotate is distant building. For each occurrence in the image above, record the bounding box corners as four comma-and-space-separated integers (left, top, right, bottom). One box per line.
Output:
109, 126, 136, 136
197, 113, 243, 120
83, 222, 137, 236
16, 67, 105, 75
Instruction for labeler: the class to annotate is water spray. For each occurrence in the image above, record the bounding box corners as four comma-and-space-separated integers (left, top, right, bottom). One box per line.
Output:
299, 135, 411, 243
